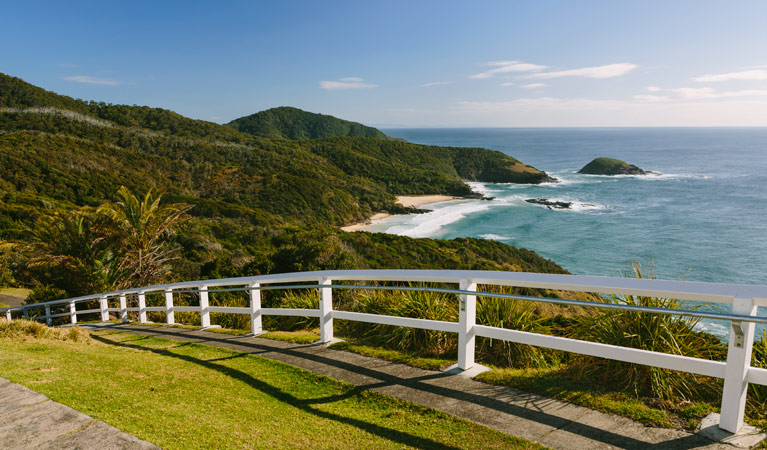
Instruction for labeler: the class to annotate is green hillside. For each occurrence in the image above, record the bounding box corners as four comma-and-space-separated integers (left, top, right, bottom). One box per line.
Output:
0, 72, 566, 298
227, 106, 388, 140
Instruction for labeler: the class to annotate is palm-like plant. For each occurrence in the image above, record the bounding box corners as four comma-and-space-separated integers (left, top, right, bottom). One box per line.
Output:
22, 208, 117, 296
99, 186, 191, 288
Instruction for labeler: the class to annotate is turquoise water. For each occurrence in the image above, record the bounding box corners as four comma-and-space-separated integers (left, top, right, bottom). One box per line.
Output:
376, 128, 767, 339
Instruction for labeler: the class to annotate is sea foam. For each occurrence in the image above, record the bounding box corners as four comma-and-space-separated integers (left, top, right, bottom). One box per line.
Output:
383, 200, 491, 238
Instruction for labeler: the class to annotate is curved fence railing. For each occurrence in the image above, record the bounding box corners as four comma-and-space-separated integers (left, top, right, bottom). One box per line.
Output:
2, 269, 766, 434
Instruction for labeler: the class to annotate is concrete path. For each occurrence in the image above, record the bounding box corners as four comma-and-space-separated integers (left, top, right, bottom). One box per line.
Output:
0, 377, 159, 449
90, 323, 739, 450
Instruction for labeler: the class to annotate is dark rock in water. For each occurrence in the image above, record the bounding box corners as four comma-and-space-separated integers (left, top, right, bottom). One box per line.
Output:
578, 157, 646, 175
481, 196, 495, 201
526, 198, 572, 209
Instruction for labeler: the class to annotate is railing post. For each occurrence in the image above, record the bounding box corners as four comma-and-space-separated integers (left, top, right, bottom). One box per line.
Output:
119, 294, 127, 322
165, 289, 175, 325
720, 297, 758, 433
319, 277, 333, 343
99, 295, 109, 322
458, 279, 478, 370
199, 285, 210, 328
69, 300, 77, 325
138, 292, 147, 323
45, 304, 52, 326
5, 309, 11, 321
23, 307, 29, 320
249, 282, 262, 335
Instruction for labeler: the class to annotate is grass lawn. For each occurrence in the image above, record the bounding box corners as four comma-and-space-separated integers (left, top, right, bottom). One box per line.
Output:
0, 287, 31, 298
0, 325, 546, 450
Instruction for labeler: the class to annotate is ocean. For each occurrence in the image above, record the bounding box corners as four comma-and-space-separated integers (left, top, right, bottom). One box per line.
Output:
375, 128, 767, 340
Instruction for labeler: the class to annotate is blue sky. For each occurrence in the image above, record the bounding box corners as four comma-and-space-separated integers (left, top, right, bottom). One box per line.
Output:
3, 0, 767, 127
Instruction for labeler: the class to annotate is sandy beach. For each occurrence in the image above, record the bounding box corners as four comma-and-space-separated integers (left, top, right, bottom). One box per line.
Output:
340, 195, 459, 232
395, 195, 458, 208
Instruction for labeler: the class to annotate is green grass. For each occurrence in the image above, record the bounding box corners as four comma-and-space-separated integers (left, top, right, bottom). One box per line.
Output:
476, 367, 718, 430
0, 287, 31, 298
331, 341, 455, 371
0, 325, 545, 450
260, 329, 321, 344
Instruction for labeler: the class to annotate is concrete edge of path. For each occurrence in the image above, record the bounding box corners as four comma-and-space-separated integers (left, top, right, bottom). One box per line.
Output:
0, 377, 160, 450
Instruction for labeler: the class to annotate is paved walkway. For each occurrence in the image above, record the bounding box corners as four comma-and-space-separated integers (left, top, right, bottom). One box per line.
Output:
0, 377, 159, 449
87, 323, 738, 450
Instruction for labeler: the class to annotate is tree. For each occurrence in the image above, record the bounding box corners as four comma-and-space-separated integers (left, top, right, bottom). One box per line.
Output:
21, 208, 119, 297
99, 186, 191, 288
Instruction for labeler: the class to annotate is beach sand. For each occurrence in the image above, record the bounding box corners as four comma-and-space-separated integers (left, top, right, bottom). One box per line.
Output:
395, 195, 458, 208
340, 195, 459, 232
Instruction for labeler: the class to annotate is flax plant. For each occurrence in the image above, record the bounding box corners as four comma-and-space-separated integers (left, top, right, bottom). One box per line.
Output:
571, 261, 722, 401
748, 330, 767, 418
476, 291, 561, 368
343, 283, 458, 355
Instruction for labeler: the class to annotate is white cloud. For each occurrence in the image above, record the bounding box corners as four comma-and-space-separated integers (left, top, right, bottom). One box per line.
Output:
692, 69, 767, 82
500, 82, 515, 87
457, 97, 627, 113
634, 86, 767, 102
446, 96, 767, 127
521, 83, 546, 89
421, 81, 452, 87
633, 94, 671, 102
674, 87, 767, 99
645, 86, 662, 92
320, 78, 378, 90
529, 63, 638, 79
470, 60, 548, 79
63, 75, 121, 86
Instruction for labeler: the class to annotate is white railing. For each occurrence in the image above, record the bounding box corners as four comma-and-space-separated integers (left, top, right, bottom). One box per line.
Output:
2, 269, 767, 434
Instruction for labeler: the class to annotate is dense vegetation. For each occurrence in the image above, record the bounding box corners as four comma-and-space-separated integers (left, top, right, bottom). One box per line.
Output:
578, 157, 646, 175
0, 72, 560, 299
227, 106, 389, 140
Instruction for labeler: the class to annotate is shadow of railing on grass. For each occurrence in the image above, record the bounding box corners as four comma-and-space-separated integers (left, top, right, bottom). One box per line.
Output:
99, 325, 723, 450
92, 332, 462, 450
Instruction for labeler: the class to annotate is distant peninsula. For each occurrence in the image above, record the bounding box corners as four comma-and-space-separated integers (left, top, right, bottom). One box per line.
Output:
578, 157, 646, 175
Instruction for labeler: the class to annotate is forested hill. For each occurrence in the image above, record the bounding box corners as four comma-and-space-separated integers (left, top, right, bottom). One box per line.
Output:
227, 106, 388, 140
0, 73, 567, 298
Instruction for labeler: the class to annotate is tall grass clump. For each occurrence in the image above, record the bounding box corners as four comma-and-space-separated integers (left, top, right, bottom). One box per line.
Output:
209, 291, 251, 330
571, 261, 723, 400
0, 319, 91, 342
748, 330, 767, 418
476, 292, 562, 368
342, 284, 458, 355
263, 289, 319, 331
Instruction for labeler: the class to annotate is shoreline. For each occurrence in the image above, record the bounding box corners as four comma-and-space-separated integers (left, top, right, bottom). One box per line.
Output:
340, 195, 459, 232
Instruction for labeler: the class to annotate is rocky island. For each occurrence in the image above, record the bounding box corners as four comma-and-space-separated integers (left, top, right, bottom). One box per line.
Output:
578, 157, 646, 175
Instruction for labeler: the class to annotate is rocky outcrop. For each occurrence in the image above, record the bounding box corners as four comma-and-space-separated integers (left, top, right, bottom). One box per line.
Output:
525, 198, 573, 209
578, 157, 646, 175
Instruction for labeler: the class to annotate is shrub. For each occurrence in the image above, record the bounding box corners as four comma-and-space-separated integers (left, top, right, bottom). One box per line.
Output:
476, 294, 562, 368
342, 284, 458, 355
748, 330, 767, 418
570, 261, 722, 400
25, 284, 67, 304
263, 290, 320, 331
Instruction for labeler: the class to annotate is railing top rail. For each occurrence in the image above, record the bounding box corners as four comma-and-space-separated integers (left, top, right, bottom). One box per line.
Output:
4, 269, 767, 313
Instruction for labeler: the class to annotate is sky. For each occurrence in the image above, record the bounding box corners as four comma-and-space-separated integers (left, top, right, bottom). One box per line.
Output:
2, 0, 767, 127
